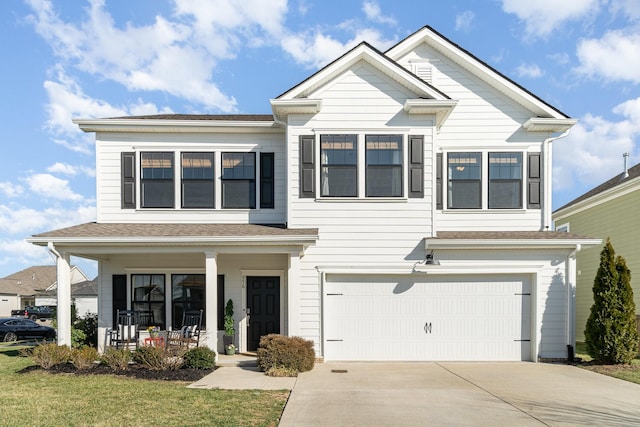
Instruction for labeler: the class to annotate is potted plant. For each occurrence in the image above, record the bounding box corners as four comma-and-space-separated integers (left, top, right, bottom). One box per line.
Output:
223, 299, 235, 349
225, 343, 236, 355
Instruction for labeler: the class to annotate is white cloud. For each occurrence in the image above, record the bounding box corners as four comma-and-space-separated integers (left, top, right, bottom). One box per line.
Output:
25, 173, 83, 202
455, 11, 475, 32
575, 29, 640, 83
362, 1, 396, 25
0, 204, 95, 236
47, 162, 95, 177
515, 63, 544, 78
0, 239, 53, 271
554, 97, 640, 192
0, 182, 24, 198
610, 0, 640, 20
501, 0, 604, 38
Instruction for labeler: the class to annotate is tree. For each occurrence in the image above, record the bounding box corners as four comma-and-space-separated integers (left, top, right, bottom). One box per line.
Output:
585, 239, 639, 364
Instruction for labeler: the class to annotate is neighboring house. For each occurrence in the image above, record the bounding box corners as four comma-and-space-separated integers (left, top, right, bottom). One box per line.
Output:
553, 160, 640, 343
28, 26, 599, 361
0, 265, 89, 316
36, 278, 98, 318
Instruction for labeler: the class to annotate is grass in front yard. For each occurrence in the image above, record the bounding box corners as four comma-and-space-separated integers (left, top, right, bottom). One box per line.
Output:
0, 344, 288, 427
575, 341, 640, 384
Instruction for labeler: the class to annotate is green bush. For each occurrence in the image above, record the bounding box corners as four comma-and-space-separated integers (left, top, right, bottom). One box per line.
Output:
70, 346, 99, 371
133, 345, 185, 371
585, 239, 639, 364
100, 348, 131, 371
70, 328, 87, 349
257, 334, 315, 375
32, 343, 71, 370
183, 347, 217, 369
74, 313, 98, 347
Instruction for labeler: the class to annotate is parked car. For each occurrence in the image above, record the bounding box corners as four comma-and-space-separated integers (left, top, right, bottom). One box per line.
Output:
10, 306, 54, 321
0, 318, 56, 342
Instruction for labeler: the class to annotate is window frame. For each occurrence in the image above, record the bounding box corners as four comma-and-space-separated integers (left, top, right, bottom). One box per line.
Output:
131, 274, 166, 329
365, 134, 404, 197
181, 152, 215, 209
488, 152, 523, 209
447, 152, 482, 209
171, 274, 206, 329
221, 152, 257, 209
320, 134, 358, 197
140, 152, 175, 208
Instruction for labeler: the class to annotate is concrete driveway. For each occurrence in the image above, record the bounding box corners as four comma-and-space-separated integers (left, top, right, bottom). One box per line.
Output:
279, 362, 640, 426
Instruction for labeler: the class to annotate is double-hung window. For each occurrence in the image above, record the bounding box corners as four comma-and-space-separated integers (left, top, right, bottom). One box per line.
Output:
171, 274, 206, 329
488, 152, 522, 209
320, 134, 357, 197
366, 135, 403, 197
181, 152, 214, 208
141, 152, 174, 208
447, 152, 481, 209
221, 152, 256, 209
131, 274, 166, 329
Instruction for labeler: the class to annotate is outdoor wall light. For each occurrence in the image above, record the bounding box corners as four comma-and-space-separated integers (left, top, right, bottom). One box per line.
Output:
425, 251, 440, 265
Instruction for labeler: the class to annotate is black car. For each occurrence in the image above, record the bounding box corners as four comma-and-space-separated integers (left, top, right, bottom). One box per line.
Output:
0, 318, 56, 342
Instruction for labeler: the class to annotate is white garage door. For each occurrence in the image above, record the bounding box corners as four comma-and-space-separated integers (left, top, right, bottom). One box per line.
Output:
323, 275, 531, 361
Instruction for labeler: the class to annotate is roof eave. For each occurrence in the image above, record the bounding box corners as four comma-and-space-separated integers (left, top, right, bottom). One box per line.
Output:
425, 238, 602, 250
27, 235, 320, 246
404, 99, 458, 130
73, 118, 282, 134
523, 118, 578, 132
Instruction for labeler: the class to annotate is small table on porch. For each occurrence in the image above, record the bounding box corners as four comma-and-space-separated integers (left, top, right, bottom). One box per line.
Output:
144, 336, 165, 347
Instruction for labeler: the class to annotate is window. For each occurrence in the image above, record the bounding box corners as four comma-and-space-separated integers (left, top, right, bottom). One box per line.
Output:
321, 134, 357, 197
131, 274, 166, 329
171, 274, 206, 329
141, 152, 174, 208
366, 135, 403, 197
489, 153, 522, 209
447, 152, 481, 209
181, 152, 214, 208
222, 152, 256, 208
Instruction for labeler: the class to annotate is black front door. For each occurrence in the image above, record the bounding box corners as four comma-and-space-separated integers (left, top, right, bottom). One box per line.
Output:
246, 276, 280, 351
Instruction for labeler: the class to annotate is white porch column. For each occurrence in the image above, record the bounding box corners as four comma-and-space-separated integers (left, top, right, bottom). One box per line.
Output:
205, 251, 218, 351
56, 251, 72, 347
287, 251, 301, 337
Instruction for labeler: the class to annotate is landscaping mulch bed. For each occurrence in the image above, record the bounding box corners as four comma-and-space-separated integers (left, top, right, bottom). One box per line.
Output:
20, 363, 214, 382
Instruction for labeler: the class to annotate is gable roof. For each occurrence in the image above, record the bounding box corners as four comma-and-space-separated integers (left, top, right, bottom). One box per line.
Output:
38, 278, 98, 297
386, 26, 571, 120
0, 266, 58, 296
554, 162, 640, 214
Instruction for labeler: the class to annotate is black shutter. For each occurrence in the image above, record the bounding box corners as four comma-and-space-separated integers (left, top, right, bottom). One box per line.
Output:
299, 135, 315, 198
436, 153, 443, 209
121, 152, 135, 209
260, 153, 274, 208
528, 153, 541, 209
408, 136, 424, 198
112, 275, 127, 328
217, 275, 225, 331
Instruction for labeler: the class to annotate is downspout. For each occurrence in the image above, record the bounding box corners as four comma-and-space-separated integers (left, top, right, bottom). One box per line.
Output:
47, 241, 61, 259
567, 244, 581, 362
542, 128, 572, 231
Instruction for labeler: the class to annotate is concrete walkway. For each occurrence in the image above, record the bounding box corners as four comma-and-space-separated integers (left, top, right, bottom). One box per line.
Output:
279, 362, 640, 427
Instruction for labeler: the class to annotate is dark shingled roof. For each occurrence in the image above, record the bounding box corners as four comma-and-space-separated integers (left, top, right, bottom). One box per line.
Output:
433, 231, 594, 240
38, 279, 98, 297
554, 162, 640, 212
31, 222, 318, 239
108, 114, 274, 121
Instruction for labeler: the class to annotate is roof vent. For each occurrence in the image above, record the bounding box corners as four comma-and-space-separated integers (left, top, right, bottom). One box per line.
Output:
623, 152, 630, 179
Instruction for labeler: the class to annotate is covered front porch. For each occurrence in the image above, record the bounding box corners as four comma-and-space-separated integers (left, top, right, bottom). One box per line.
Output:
27, 223, 318, 354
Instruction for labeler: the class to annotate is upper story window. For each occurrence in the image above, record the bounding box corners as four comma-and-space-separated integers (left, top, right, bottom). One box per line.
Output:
222, 152, 256, 209
366, 135, 403, 197
181, 152, 214, 209
321, 135, 357, 197
488, 152, 522, 209
447, 152, 481, 209
141, 152, 174, 208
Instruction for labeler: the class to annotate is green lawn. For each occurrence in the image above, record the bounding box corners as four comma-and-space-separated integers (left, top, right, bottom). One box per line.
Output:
575, 342, 640, 384
0, 345, 288, 427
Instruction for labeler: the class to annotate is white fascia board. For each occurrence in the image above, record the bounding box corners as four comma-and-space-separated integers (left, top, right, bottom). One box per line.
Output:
404, 99, 458, 129
72, 118, 282, 134
27, 235, 319, 247
270, 99, 322, 122
425, 238, 602, 250
523, 118, 578, 132
553, 177, 640, 220
386, 28, 568, 119
317, 263, 545, 275
278, 44, 447, 101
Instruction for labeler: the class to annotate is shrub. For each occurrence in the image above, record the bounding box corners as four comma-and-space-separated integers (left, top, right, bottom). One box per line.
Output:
133, 346, 185, 371
101, 348, 131, 371
70, 328, 87, 349
257, 334, 315, 375
70, 346, 99, 371
32, 343, 71, 370
585, 239, 639, 364
183, 347, 217, 369
265, 365, 299, 377
75, 313, 98, 347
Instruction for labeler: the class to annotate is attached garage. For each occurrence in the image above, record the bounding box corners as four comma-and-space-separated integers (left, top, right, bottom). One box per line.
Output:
323, 274, 532, 361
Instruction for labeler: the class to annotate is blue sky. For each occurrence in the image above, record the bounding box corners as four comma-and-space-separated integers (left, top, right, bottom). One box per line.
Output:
1, 0, 639, 279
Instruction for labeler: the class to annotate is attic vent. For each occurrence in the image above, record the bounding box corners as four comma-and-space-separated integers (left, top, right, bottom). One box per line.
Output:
414, 64, 432, 83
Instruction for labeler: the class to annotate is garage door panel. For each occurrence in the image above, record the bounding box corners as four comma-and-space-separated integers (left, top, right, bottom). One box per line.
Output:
324, 275, 531, 361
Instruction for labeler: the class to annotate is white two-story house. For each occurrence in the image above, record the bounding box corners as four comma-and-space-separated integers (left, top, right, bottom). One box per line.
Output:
28, 26, 599, 361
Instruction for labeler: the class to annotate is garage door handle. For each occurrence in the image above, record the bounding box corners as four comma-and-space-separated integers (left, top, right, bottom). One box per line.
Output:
327, 339, 343, 342
424, 322, 432, 334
